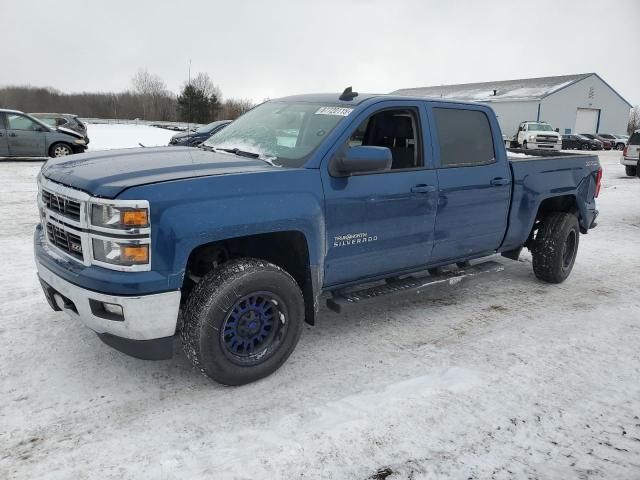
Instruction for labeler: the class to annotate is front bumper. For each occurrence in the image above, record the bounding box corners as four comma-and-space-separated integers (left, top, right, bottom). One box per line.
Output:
621, 156, 639, 166
526, 143, 562, 150
36, 257, 181, 360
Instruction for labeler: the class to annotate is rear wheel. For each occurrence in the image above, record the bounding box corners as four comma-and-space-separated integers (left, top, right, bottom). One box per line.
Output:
580, 143, 590, 150
49, 143, 72, 158
181, 258, 304, 385
625, 165, 637, 177
531, 212, 580, 284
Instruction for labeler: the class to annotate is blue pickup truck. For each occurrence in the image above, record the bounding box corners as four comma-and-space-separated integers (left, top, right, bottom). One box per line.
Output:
34, 89, 601, 385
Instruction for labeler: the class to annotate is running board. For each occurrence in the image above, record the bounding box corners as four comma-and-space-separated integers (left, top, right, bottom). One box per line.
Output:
326, 260, 504, 313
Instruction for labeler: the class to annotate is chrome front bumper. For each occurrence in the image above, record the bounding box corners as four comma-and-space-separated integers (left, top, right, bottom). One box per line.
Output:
36, 259, 181, 342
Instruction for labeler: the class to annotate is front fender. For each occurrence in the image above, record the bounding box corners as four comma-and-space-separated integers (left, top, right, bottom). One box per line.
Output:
118, 169, 326, 290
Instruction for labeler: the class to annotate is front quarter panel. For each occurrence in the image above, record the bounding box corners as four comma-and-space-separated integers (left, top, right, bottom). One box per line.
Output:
118, 169, 326, 289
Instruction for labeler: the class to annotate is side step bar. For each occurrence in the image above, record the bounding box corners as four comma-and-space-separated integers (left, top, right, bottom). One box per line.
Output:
326, 260, 504, 313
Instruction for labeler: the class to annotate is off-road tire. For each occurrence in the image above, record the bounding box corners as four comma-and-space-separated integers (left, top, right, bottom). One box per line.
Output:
531, 212, 580, 284
181, 258, 304, 386
49, 142, 73, 158
625, 165, 637, 177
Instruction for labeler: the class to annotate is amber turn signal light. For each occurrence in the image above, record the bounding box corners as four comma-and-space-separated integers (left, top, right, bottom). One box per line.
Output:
120, 209, 149, 227
121, 245, 149, 264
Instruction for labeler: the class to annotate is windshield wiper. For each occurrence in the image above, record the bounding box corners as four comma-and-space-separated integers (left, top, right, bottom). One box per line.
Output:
214, 147, 260, 159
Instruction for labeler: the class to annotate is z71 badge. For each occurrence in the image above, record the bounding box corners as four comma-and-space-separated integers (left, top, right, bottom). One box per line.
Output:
333, 232, 378, 247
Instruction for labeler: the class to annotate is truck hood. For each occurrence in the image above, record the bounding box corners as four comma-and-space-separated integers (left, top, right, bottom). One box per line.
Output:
41, 146, 274, 198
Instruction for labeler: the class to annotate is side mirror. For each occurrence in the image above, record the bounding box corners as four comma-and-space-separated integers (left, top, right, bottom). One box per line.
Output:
330, 146, 392, 177
35, 126, 46, 132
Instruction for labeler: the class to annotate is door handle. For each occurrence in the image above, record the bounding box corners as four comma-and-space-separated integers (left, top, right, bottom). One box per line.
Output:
490, 177, 509, 186
411, 184, 436, 194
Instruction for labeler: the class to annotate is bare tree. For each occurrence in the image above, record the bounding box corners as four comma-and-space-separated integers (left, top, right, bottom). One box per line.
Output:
131, 68, 171, 120
628, 106, 640, 134
222, 98, 254, 120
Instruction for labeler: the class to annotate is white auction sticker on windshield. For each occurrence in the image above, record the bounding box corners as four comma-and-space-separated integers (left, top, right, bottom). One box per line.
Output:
315, 106, 353, 116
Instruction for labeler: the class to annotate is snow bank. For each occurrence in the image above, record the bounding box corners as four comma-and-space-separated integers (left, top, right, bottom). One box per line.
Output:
86, 124, 175, 151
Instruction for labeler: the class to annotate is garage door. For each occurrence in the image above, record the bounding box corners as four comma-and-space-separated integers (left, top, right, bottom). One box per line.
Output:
574, 108, 600, 133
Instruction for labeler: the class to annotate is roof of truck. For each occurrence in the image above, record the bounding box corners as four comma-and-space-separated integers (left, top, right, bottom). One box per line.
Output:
272, 92, 488, 106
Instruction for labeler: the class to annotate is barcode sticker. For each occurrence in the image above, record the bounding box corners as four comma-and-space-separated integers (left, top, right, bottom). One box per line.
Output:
315, 106, 353, 117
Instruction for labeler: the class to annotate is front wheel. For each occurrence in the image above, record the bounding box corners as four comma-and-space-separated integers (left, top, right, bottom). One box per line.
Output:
581, 143, 590, 150
616, 143, 625, 151
531, 212, 580, 284
181, 258, 304, 385
49, 143, 73, 157
522, 141, 528, 150
625, 165, 637, 177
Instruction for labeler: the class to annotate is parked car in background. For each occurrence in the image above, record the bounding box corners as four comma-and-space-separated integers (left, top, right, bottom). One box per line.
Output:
511, 121, 562, 150
580, 133, 612, 150
0, 109, 87, 158
562, 134, 601, 150
621, 131, 640, 176
169, 120, 230, 147
31, 113, 89, 144
598, 133, 626, 150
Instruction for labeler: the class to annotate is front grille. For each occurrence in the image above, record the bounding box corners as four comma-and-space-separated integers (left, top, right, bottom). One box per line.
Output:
536, 135, 558, 143
46, 222, 83, 260
42, 189, 81, 221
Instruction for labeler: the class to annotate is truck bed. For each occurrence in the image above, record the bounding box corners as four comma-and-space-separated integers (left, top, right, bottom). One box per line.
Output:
501, 148, 600, 251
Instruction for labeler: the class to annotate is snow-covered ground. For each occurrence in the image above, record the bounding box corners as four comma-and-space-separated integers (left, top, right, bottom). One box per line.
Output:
86, 123, 175, 150
0, 150, 639, 479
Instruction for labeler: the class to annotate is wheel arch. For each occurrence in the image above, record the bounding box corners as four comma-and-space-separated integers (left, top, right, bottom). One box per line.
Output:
527, 194, 583, 245
182, 230, 320, 326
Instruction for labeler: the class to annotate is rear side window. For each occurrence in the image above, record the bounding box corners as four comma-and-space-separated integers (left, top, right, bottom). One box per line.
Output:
629, 133, 640, 145
433, 108, 495, 167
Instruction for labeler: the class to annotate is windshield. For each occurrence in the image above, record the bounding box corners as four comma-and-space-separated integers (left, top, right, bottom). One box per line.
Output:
203, 101, 351, 167
527, 123, 554, 132
196, 121, 222, 134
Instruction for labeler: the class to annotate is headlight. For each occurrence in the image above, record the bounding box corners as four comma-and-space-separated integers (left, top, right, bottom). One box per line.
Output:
91, 204, 149, 229
74, 139, 86, 145
92, 239, 149, 267
528, 134, 536, 141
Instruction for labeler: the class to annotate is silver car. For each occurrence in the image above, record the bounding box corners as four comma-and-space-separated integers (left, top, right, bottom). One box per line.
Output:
0, 109, 87, 158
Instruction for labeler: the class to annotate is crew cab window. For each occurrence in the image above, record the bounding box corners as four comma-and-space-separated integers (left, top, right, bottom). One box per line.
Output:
348, 109, 422, 170
433, 108, 495, 168
7, 114, 39, 131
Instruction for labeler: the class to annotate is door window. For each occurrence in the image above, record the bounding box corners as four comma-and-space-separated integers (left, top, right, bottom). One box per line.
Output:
7, 114, 39, 131
347, 109, 422, 170
433, 108, 495, 167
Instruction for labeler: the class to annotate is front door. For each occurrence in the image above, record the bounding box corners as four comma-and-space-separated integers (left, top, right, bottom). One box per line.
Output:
0, 114, 8, 156
6, 113, 46, 157
321, 102, 439, 286
427, 103, 511, 262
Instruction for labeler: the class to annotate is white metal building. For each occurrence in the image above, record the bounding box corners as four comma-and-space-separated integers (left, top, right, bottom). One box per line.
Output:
393, 73, 632, 138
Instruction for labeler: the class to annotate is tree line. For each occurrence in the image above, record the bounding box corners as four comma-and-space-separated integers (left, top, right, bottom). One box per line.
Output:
0, 69, 254, 123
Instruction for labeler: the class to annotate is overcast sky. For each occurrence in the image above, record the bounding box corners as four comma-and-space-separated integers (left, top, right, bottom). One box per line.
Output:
1, 0, 638, 104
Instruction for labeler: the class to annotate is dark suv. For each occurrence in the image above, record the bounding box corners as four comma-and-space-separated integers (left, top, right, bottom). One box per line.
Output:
169, 120, 230, 147
30, 113, 89, 144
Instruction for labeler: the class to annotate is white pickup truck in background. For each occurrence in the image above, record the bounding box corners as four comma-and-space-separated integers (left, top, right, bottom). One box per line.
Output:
621, 130, 640, 177
510, 121, 563, 151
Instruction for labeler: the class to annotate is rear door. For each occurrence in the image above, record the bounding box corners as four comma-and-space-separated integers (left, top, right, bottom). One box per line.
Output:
321, 100, 439, 286
0, 113, 9, 156
427, 103, 511, 262
5, 113, 46, 157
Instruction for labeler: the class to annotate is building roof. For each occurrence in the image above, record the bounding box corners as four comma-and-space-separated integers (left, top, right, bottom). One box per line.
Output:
393, 73, 597, 103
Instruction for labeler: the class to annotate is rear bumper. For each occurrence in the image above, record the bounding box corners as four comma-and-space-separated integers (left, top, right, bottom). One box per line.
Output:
36, 258, 180, 359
